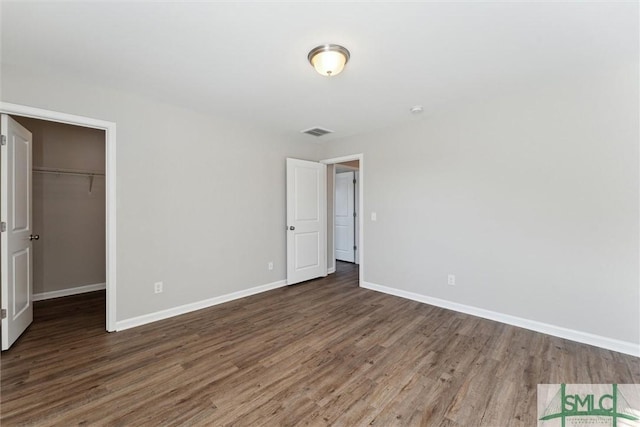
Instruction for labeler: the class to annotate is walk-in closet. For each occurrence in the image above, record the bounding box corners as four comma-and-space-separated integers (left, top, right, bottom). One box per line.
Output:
14, 116, 106, 313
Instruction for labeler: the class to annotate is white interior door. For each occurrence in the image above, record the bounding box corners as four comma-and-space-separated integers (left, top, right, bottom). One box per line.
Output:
286, 158, 327, 285
1, 114, 34, 350
335, 172, 355, 263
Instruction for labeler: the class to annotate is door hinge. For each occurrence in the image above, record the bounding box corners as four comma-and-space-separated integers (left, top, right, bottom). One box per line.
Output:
353, 179, 356, 184
1, 222, 6, 232
353, 245, 357, 251
353, 212, 357, 218
1, 135, 6, 146
1, 309, 6, 319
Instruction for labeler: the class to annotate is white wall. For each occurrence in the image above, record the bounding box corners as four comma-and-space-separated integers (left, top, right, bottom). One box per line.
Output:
1, 64, 322, 321
2, 60, 638, 349
323, 66, 640, 345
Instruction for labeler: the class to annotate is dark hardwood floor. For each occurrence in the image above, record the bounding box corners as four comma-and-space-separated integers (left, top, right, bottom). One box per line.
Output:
2, 262, 638, 426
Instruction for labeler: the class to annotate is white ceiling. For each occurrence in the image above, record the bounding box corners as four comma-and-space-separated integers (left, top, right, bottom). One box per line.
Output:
1, 1, 637, 142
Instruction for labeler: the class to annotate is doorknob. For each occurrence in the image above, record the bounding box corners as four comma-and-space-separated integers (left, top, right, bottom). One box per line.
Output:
289, 226, 295, 231
29, 234, 39, 241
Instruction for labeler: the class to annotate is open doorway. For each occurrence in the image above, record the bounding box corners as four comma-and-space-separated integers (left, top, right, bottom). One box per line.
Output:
321, 154, 364, 286
1, 102, 116, 345
16, 117, 106, 296
334, 161, 359, 265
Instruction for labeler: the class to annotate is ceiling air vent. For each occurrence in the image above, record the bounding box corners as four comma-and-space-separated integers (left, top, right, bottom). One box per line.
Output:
301, 127, 333, 137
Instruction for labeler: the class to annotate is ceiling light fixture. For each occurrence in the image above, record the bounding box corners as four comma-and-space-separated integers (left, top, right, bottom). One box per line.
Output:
308, 44, 350, 77
410, 105, 424, 114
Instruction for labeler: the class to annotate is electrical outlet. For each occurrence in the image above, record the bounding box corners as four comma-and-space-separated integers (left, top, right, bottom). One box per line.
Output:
447, 275, 455, 286
371, 212, 377, 221
154, 281, 163, 294
268, 262, 274, 271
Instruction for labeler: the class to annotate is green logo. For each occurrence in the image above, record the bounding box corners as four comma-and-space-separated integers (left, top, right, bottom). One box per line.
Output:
538, 384, 639, 427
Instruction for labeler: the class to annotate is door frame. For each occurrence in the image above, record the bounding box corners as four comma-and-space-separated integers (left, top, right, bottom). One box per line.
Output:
0, 102, 117, 332
320, 154, 363, 286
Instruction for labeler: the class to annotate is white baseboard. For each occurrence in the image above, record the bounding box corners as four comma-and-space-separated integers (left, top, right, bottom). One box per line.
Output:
116, 279, 287, 331
361, 281, 639, 358
33, 282, 106, 301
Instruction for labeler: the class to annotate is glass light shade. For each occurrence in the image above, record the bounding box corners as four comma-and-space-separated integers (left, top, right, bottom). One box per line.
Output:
311, 51, 346, 76
308, 45, 350, 77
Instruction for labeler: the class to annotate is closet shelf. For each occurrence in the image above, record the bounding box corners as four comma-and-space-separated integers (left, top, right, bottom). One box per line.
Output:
32, 166, 105, 177
32, 166, 104, 194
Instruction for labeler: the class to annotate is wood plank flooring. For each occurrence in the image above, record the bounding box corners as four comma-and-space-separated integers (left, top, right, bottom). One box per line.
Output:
2, 262, 638, 426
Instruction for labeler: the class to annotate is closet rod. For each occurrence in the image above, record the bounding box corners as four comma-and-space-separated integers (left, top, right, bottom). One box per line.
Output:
32, 166, 105, 177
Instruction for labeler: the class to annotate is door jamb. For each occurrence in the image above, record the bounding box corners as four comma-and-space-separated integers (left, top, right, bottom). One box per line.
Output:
320, 154, 363, 286
0, 102, 117, 332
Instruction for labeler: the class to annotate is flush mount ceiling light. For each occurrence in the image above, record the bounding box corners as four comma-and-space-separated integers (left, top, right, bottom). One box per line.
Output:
308, 44, 350, 77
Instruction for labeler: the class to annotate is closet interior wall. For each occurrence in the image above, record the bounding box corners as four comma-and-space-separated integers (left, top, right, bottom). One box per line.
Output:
14, 116, 106, 298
